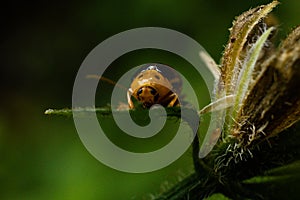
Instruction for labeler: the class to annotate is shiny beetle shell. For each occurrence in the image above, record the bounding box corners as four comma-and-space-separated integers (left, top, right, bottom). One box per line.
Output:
128, 64, 182, 108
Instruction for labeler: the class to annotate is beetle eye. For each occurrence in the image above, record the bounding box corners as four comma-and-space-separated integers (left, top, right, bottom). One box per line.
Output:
137, 88, 143, 96
150, 88, 157, 95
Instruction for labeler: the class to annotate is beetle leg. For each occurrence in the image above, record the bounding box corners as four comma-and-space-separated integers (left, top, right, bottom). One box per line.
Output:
168, 93, 179, 107
127, 88, 134, 109
159, 92, 179, 107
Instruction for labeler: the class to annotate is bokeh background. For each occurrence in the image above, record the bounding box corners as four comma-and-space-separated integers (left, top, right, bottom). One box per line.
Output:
1, 0, 300, 199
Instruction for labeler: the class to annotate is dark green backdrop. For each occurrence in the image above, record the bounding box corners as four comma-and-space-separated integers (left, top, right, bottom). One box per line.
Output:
1, 0, 299, 199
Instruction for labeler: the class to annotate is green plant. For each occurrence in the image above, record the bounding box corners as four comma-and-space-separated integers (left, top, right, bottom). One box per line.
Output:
157, 1, 300, 199
46, 1, 300, 199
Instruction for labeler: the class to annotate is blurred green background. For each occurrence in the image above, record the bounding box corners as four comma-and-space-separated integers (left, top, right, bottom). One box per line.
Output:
1, 0, 300, 199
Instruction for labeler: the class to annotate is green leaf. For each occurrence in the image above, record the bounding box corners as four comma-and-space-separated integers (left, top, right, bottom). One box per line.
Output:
228, 27, 275, 133
242, 161, 300, 199
204, 193, 231, 200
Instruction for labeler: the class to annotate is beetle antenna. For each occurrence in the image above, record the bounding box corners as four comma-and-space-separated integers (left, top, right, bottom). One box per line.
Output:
86, 74, 128, 91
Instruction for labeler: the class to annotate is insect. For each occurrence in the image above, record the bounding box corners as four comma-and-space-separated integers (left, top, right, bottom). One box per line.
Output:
128, 64, 182, 109
88, 64, 183, 109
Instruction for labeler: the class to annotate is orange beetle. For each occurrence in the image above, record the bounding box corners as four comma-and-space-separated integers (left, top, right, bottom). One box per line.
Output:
127, 64, 182, 109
